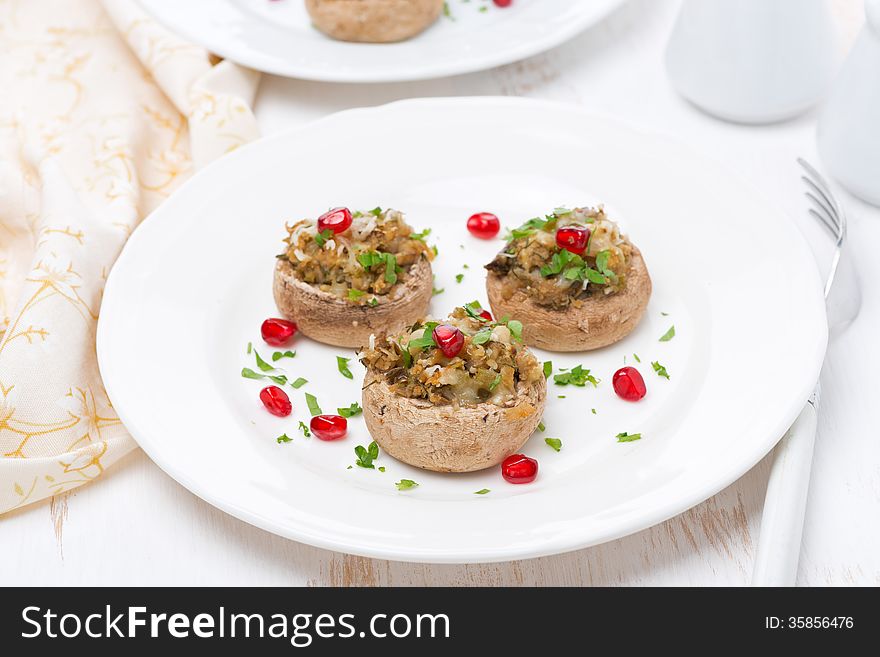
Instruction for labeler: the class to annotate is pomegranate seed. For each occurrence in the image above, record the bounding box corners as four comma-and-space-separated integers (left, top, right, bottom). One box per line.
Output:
317, 207, 353, 234
613, 366, 647, 402
555, 226, 590, 255
261, 318, 298, 346
467, 212, 501, 239
501, 454, 538, 483
493, 0, 513, 7
478, 309, 493, 321
260, 386, 292, 417
432, 324, 465, 358
310, 414, 348, 441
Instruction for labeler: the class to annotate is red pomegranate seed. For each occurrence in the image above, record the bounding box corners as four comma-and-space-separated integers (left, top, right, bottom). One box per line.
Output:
493, 0, 513, 7
310, 414, 348, 441
467, 212, 501, 239
317, 207, 353, 234
432, 324, 465, 358
260, 386, 292, 417
501, 454, 538, 484
478, 309, 493, 321
613, 366, 647, 402
261, 318, 298, 346
556, 226, 590, 255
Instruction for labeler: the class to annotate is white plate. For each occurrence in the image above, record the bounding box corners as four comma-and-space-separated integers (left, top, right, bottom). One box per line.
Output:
98, 98, 827, 563
137, 0, 625, 82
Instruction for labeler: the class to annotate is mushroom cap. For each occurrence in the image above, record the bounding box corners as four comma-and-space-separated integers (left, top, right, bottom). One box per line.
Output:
273, 256, 433, 349
486, 247, 652, 352
362, 370, 547, 473
305, 0, 444, 43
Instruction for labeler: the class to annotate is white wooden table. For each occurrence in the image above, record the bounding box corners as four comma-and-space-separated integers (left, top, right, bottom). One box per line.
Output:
2, 0, 877, 586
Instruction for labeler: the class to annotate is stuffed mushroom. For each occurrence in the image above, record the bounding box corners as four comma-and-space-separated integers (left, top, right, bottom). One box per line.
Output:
359, 304, 546, 473
273, 207, 435, 348
305, 0, 445, 43
485, 206, 651, 352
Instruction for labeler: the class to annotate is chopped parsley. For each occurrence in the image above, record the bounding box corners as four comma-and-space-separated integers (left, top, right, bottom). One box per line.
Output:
488, 373, 502, 391
313, 228, 333, 247
338, 402, 363, 418
661, 311, 670, 316
271, 350, 296, 361
410, 228, 431, 241
241, 368, 287, 385
357, 251, 401, 284
474, 489, 491, 495
378, 466, 386, 473
538, 247, 611, 285
337, 356, 354, 379
395, 479, 419, 491
455, 273, 464, 284
347, 288, 366, 301
505, 319, 523, 342
246, 342, 252, 354
407, 322, 438, 352
471, 327, 493, 345
553, 365, 599, 387
305, 392, 322, 416
505, 216, 550, 241
297, 421, 310, 438
354, 441, 379, 469
276, 433, 292, 444
545, 437, 563, 452
367, 297, 379, 307
659, 325, 676, 342
537, 421, 546, 432
616, 432, 642, 443
432, 286, 445, 296
253, 350, 274, 372
591, 408, 597, 415
543, 360, 553, 379
652, 361, 670, 379
633, 353, 641, 363
290, 377, 308, 389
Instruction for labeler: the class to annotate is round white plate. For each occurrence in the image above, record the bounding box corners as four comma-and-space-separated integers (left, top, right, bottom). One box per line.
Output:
98, 98, 827, 563
137, 0, 625, 83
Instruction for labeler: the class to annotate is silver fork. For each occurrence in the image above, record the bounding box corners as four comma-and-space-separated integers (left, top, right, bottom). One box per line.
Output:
751, 158, 851, 586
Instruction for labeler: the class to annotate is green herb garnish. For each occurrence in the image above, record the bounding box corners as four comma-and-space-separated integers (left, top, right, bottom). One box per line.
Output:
659, 325, 676, 342
474, 488, 491, 495
298, 421, 310, 438
543, 360, 553, 379
455, 273, 464, 283
545, 437, 563, 452
276, 433, 292, 444
472, 327, 493, 345
291, 377, 308, 389
633, 353, 641, 363
241, 368, 287, 385
395, 479, 419, 491
338, 402, 363, 418
488, 373, 502, 391
254, 350, 274, 372
305, 392, 322, 416
313, 228, 333, 247
271, 350, 296, 362
537, 421, 546, 432
553, 365, 599, 387
410, 228, 431, 241
348, 288, 366, 301
616, 432, 642, 443
246, 342, 252, 354
337, 356, 354, 379
652, 361, 670, 379
505, 319, 523, 342
354, 441, 379, 469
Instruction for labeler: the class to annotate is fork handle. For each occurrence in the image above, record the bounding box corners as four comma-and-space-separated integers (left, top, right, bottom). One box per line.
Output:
751, 401, 818, 586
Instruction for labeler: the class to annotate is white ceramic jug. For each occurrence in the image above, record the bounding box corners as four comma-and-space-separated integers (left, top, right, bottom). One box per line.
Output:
817, 0, 880, 206
665, 0, 838, 123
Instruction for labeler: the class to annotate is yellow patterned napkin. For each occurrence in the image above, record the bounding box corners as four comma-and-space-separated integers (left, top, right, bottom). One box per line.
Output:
0, 0, 260, 513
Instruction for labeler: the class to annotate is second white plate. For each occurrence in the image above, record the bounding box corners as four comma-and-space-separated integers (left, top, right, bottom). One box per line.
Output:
98, 98, 826, 563
138, 0, 625, 82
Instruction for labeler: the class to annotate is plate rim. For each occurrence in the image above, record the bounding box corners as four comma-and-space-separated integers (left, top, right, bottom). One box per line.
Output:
136, 0, 626, 83
98, 96, 828, 562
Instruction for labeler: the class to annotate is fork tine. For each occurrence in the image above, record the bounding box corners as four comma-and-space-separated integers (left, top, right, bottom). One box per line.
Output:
801, 176, 841, 230
807, 207, 839, 238
798, 158, 838, 207
804, 187, 839, 231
